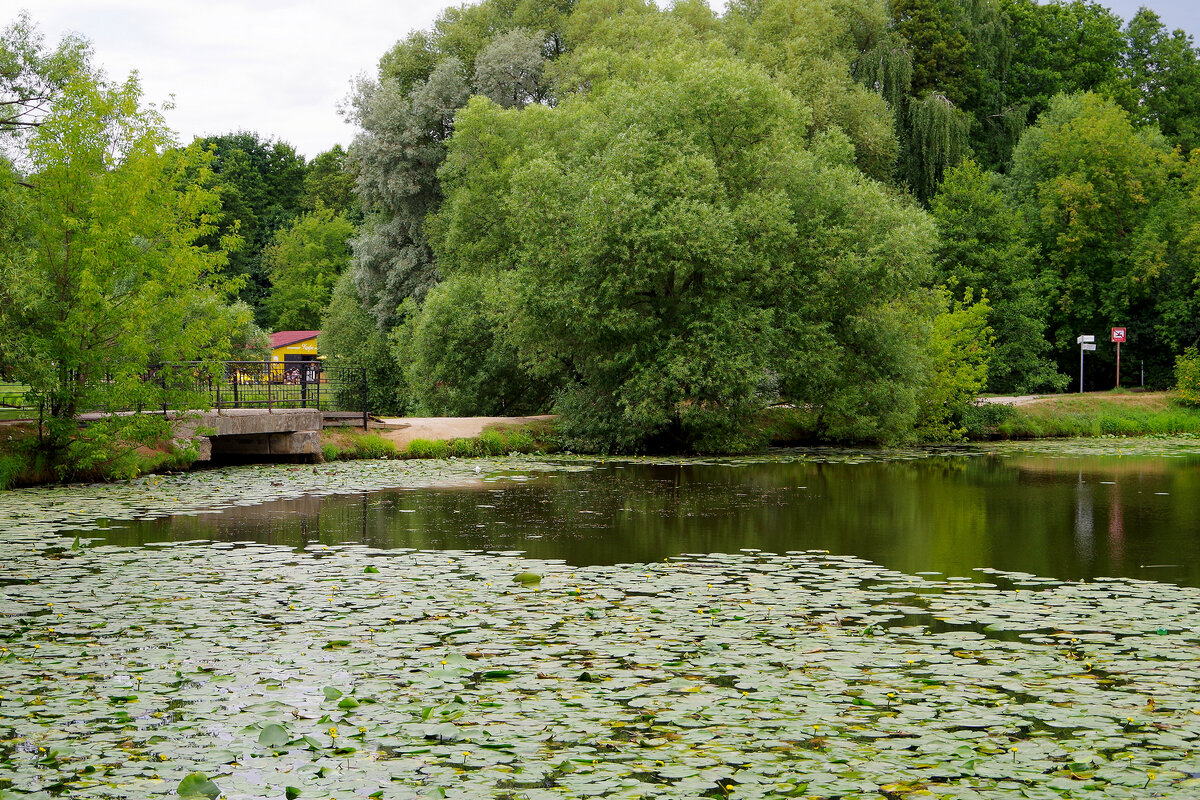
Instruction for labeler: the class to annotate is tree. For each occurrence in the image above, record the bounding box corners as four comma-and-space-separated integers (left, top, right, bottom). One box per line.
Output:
0, 71, 242, 469
915, 290, 993, 441
932, 159, 1064, 392
348, 58, 469, 327
1000, 0, 1125, 128
473, 28, 546, 108
432, 48, 941, 451
264, 208, 354, 330
401, 272, 552, 416
299, 144, 358, 219
721, 0, 901, 183
192, 131, 307, 321
0, 12, 90, 141
1007, 92, 1176, 385
1116, 9, 1200, 153
319, 273, 406, 414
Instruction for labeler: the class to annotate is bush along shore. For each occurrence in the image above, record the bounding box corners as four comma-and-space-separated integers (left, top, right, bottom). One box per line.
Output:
4, 393, 1200, 489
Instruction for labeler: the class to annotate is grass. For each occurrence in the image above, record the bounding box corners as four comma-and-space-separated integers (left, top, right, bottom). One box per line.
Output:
320, 430, 398, 461
400, 419, 559, 459
984, 390, 1200, 439
321, 419, 561, 462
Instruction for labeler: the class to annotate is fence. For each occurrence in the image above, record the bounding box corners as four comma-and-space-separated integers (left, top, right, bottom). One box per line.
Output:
156, 361, 370, 425
2, 363, 371, 426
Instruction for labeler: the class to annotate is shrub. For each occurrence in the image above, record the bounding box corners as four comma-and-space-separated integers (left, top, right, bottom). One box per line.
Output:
960, 402, 1016, 439
1175, 347, 1200, 407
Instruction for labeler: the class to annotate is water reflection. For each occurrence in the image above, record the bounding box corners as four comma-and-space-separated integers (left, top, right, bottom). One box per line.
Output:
88, 451, 1200, 585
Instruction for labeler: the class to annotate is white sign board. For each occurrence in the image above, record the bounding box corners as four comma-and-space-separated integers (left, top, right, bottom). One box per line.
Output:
1077, 335, 1095, 344
1081, 343, 1097, 351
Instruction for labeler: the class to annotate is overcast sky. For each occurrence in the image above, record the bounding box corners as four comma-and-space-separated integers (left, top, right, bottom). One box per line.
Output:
4, 1, 1199, 161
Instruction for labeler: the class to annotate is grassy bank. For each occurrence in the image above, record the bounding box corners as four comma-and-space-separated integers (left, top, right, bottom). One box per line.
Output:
976, 390, 1200, 439
320, 418, 561, 462
0, 422, 199, 489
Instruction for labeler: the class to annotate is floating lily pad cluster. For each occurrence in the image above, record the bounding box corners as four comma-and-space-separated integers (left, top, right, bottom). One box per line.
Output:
4, 529, 1200, 798
5, 439, 1200, 798
0, 457, 590, 539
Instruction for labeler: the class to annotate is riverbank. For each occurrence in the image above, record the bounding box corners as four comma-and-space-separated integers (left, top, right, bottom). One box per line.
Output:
5, 392, 1200, 488
976, 390, 1200, 438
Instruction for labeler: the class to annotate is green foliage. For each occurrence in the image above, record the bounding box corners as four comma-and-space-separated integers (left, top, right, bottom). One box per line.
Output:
1115, 10, 1200, 154
959, 401, 1015, 439
324, 431, 396, 461
0, 67, 242, 464
722, 0, 900, 182
320, 273, 406, 415
264, 208, 354, 330
1000, 0, 1125, 129
915, 290, 994, 441
399, 272, 551, 417
1175, 347, 1200, 408
432, 42, 939, 452
194, 131, 307, 319
1007, 92, 1177, 385
300, 145, 358, 220
0, 11, 91, 141
342, 0, 1200, 447
932, 160, 1065, 393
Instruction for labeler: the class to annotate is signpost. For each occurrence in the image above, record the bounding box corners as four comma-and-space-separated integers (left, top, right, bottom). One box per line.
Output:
1077, 335, 1095, 393
1112, 327, 1126, 387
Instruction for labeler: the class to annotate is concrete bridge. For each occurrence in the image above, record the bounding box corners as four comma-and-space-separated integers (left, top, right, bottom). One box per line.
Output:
172, 408, 324, 461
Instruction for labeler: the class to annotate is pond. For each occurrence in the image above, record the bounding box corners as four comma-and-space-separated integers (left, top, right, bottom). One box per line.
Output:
86, 439, 1200, 587
4, 439, 1200, 798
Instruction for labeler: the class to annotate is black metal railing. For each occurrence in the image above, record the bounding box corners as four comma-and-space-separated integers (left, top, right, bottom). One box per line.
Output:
153, 361, 370, 426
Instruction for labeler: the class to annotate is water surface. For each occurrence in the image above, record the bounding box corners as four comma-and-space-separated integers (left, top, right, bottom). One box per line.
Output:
91, 443, 1200, 585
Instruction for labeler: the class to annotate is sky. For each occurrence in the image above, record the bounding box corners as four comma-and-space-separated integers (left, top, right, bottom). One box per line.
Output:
4, 1, 1200, 161
4, 0, 453, 159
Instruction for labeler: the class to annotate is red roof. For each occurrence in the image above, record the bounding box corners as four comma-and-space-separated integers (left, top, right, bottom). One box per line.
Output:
270, 330, 320, 349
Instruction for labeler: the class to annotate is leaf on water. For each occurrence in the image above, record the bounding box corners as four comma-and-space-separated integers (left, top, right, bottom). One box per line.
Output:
177, 772, 220, 799
257, 723, 289, 747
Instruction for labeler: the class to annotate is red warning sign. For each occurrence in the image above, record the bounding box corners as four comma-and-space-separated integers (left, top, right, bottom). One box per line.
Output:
1111, 327, 1126, 343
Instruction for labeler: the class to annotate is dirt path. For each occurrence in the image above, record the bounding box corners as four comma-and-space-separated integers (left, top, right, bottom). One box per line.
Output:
978, 395, 1043, 406
373, 415, 557, 447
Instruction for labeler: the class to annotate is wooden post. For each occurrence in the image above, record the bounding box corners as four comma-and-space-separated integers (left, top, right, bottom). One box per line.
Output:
1116, 341, 1121, 388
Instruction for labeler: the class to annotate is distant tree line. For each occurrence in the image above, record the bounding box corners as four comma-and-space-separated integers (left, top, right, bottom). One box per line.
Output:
311, 0, 1200, 451
7, 1, 1200, 458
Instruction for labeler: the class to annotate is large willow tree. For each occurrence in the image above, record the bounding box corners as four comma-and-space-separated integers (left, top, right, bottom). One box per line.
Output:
425, 44, 945, 451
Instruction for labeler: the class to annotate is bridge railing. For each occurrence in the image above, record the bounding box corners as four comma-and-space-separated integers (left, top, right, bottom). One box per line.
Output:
153, 361, 370, 423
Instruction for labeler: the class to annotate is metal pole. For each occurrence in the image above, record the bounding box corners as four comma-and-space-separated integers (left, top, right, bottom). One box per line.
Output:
1142, 360, 1145, 388
1116, 341, 1121, 388
1080, 346, 1084, 394
362, 367, 369, 431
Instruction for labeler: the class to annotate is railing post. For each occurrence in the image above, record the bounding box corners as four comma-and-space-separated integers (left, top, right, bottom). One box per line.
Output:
361, 367, 368, 431
160, 368, 167, 416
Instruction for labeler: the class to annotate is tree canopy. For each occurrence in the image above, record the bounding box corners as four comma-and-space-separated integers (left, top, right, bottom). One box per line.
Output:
0, 67, 246, 470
